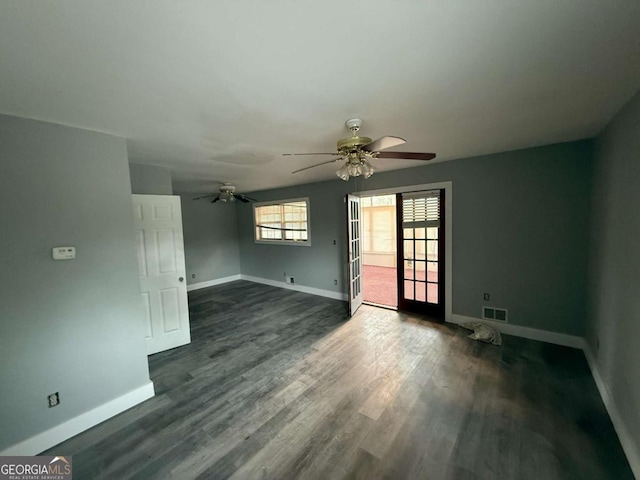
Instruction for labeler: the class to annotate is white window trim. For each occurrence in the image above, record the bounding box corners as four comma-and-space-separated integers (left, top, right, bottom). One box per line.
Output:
253, 197, 312, 246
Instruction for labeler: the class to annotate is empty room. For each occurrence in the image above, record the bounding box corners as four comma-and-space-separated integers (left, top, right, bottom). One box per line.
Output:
1, 1, 639, 479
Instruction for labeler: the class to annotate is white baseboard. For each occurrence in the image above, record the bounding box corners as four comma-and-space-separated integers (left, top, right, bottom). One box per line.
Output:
187, 274, 242, 291
240, 274, 348, 301
1, 381, 155, 456
449, 314, 585, 349
582, 345, 640, 479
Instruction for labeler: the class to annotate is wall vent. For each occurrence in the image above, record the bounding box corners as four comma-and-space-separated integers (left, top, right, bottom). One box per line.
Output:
482, 306, 508, 322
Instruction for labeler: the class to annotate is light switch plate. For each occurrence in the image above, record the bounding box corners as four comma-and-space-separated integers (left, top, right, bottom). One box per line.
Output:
52, 246, 76, 260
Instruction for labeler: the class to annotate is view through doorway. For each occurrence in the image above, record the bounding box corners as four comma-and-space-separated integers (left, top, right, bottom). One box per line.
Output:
353, 183, 450, 321
361, 194, 398, 308
360, 190, 445, 320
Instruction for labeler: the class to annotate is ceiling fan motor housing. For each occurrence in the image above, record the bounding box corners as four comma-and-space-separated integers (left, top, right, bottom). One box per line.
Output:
220, 184, 236, 194
337, 135, 372, 152
338, 118, 371, 152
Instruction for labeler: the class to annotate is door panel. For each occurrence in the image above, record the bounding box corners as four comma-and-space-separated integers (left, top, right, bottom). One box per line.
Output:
347, 194, 363, 316
397, 190, 445, 319
133, 194, 191, 355
156, 229, 177, 273
141, 292, 153, 338
159, 288, 181, 332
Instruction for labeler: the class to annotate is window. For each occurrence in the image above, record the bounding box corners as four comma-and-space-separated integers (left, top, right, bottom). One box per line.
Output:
361, 195, 396, 254
254, 198, 310, 245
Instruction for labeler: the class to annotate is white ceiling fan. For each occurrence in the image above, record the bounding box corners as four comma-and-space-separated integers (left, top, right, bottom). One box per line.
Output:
284, 119, 436, 180
193, 183, 256, 203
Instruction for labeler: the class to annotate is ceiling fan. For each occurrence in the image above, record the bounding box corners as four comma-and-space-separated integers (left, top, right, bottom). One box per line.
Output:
193, 183, 256, 203
284, 119, 436, 181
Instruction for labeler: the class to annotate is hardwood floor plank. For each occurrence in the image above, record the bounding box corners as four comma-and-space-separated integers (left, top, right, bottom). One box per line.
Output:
41, 393, 174, 457
339, 448, 387, 480
42, 281, 633, 479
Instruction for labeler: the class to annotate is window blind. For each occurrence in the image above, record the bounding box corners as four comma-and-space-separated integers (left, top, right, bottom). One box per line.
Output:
254, 200, 309, 242
402, 190, 440, 228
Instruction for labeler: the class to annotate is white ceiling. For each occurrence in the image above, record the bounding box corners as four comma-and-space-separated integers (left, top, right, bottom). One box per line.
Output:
1, 1, 639, 193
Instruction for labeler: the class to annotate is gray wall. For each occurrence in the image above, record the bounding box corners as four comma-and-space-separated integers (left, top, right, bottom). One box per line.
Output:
237, 183, 349, 292
180, 194, 241, 285
587, 89, 640, 460
0, 115, 151, 451
237, 140, 593, 336
129, 163, 173, 195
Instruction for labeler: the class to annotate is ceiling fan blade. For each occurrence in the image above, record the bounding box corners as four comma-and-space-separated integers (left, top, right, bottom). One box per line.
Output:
362, 136, 406, 152
375, 151, 436, 161
193, 193, 218, 201
235, 194, 255, 203
283, 153, 340, 156
292, 158, 342, 174
210, 195, 221, 203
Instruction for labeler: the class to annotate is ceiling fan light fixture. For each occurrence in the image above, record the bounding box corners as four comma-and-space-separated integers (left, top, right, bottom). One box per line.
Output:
336, 163, 350, 181
348, 162, 361, 177
288, 118, 436, 181
336, 154, 377, 181
362, 160, 375, 178
193, 183, 256, 204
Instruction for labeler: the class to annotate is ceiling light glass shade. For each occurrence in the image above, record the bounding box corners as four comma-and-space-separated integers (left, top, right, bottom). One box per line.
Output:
336, 156, 377, 181
336, 164, 350, 181
362, 160, 375, 178
348, 162, 361, 177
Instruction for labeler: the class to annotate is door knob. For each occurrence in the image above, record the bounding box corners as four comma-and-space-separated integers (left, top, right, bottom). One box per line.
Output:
179, 277, 184, 282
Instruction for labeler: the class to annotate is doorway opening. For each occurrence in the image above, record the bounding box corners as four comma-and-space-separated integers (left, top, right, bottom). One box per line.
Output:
361, 194, 398, 309
356, 189, 446, 320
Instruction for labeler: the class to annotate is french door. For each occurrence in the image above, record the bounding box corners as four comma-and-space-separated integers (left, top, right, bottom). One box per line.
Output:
397, 190, 445, 319
347, 194, 363, 316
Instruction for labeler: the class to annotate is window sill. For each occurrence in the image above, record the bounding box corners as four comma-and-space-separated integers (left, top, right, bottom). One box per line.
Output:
254, 240, 312, 247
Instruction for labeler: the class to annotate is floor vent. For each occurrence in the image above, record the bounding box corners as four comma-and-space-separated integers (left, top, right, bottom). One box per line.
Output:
482, 306, 508, 322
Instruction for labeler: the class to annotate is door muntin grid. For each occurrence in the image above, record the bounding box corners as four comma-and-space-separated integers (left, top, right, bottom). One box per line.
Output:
350, 198, 361, 300
401, 193, 441, 305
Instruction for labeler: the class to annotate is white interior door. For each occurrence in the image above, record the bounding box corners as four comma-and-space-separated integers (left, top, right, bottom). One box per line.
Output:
347, 194, 363, 316
132, 194, 191, 355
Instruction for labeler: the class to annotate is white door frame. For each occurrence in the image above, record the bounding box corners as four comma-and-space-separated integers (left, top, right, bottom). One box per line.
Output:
354, 181, 453, 324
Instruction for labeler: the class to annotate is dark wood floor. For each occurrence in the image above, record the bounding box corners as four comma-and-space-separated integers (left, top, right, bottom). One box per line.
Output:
45, 281, 632, 479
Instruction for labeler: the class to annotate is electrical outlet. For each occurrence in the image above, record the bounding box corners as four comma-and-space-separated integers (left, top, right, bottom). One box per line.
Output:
48, 392, 60, 408
333, 240, 336, 245
483, 293, 491, 301
334, 279, 338, 285
191, 273, 196, 279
